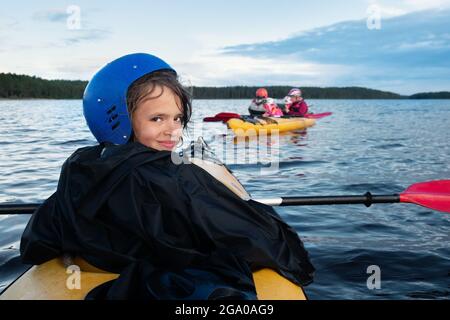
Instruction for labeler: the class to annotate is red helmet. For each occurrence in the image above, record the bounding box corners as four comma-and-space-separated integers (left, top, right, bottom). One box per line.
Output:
256, 88, 268, 99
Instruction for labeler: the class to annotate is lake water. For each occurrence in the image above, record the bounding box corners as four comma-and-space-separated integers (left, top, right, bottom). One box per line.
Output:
0, 99, 449, 299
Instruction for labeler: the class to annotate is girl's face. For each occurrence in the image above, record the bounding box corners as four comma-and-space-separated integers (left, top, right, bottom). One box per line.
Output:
131, 85, 183, 151
290, 95, 302, 103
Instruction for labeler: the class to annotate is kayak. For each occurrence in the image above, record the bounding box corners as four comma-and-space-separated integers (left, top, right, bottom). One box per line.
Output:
203, 112, 332, 123
0, 257, 306, 300
0, 141, 307, 300
227, 117, 316, 137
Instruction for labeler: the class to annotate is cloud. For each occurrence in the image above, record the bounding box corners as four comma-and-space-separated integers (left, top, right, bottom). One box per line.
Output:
370, 0, 450, 17
224, 9, 450, 65
219, 8, 450, 94
367, 3, 407, 17
0, 17, 21, 53
0, 16, 19, 29
41, 57, 109, 80
33, 9, 68, 23
30, 7, 110, 45
64, 29, 111, 45
176, 53, 353, 87
402, 0, 450, 11
0, 16, 19, 40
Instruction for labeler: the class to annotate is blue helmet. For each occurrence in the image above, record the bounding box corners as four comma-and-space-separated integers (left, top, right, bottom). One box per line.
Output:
83, 53, 176, 145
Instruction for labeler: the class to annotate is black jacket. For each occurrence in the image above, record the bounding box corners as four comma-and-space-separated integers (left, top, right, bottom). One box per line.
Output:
20, 142, 314, 299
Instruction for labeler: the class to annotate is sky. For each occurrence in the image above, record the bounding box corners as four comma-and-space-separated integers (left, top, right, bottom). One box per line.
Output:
0, 0, 449, 94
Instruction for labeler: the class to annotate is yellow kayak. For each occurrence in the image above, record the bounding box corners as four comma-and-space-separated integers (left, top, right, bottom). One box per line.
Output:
0, 257, 307, 300
227, 117, 315, 137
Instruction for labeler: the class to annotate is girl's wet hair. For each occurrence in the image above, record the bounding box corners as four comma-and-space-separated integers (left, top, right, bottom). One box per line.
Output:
126, 70, 192, 130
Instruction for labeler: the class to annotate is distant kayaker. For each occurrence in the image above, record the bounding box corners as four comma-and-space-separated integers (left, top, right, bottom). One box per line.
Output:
248, 88, 269, 116
20, 53, 315, 300
248, 88, 284, 117
284, 88, 309, 117
262, 97, 284, 117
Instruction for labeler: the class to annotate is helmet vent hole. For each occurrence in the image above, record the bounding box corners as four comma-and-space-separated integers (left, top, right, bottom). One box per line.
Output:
108, 114, 118, 123
111, 122, 120, 131
106, 105, 117, 115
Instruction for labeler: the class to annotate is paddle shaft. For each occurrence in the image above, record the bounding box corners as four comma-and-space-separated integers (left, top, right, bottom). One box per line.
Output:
0, 193, 400, 215
0, 203, 41, 215
255, 193, 400, 206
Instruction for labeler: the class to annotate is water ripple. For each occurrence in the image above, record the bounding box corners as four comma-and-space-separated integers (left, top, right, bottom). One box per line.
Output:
1, 99, 449, 299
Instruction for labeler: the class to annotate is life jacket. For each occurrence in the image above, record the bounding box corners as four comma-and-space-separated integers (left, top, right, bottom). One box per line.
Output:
263, 99, 284, 117
249, 98, 267, 113
287, 100, 308, 117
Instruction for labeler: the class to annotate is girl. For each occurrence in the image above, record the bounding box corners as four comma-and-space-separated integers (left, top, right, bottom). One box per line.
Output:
248, 87, 269, 116
285, 88, 309, 117
262, 97, 284, 117
19, 53, 314, 300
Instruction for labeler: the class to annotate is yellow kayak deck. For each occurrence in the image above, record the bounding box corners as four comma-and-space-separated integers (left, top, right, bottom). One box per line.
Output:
227, 117, 315, 137
0, 258, 306, 300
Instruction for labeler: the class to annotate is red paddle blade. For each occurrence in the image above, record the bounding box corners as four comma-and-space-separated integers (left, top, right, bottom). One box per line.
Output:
203, 112, 241, 122
305, 112, 333, 119
400, 180, 450, 213
215, 112, 241, 118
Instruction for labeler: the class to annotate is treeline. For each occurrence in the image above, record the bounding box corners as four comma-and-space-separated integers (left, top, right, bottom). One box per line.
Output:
0, 73, 86, 99
409, 92, 450, 99
1, 73, 449, 99
191, 86, 404, 99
